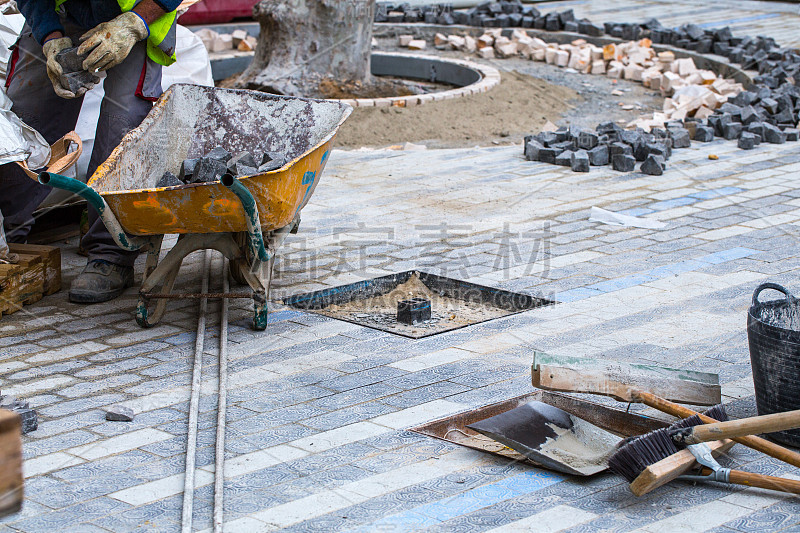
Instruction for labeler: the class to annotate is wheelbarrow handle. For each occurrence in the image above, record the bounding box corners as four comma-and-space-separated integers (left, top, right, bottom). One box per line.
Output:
38, 172, 151, 252
220, 172, 270, 262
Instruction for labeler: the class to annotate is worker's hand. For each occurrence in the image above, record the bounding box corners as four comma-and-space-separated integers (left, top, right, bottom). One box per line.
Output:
78, 11, 149, 73
43, 36, 83, 99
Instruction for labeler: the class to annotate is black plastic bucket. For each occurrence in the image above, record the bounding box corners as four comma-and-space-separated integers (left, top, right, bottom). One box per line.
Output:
747, 283, 800, 447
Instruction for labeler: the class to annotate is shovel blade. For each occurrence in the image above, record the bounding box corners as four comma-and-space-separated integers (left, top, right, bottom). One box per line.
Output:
532, 352, 721, 406
468, 401, 621, 477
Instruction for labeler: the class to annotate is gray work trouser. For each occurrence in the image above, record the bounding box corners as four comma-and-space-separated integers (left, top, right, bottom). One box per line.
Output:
0, 21, 163, 268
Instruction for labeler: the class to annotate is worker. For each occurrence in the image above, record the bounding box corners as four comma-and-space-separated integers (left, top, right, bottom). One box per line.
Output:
0, 0, 180, 303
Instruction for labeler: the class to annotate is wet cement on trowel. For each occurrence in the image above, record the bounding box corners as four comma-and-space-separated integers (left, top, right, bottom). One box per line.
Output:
317, 273, 512, 336
537, 418, 621, 471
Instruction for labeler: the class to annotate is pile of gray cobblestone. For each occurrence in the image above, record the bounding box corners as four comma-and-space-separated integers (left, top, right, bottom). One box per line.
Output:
376, 2, 604, 37
523, 122, 684, 175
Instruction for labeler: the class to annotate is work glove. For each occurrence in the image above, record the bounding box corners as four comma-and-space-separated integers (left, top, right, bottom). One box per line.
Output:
78, 11, 149, 73
43, 36, 84, 99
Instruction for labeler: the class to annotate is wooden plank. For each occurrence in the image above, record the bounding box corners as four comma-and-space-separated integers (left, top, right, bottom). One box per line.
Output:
0, 253, 48, 319
0, 409, 22, 518
630, 440, 736, 496
532, 351, 722, 406
8, 244, 61, 295
13, 254, 43, 306
0, 265, 22, 317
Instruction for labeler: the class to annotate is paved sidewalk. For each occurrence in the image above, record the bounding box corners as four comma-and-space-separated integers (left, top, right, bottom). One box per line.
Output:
1, 1, 800, 531
2, 133, 799, 532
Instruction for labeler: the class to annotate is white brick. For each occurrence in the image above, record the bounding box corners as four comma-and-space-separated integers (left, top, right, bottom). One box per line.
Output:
24, 452, 84, 478
638, 500, 752, 532
487, 505, 598, 532
389, 348, 473, 372
371, 400, 467, 429
291, 422, 388, 452
109, 469, 215, 506
69, 428, 173, 460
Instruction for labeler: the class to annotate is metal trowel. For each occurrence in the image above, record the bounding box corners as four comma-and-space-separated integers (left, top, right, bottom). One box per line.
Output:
468, 401, 623, 476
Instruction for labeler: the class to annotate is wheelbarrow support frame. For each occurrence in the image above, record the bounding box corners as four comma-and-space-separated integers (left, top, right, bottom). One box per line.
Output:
38, 172, 291, 331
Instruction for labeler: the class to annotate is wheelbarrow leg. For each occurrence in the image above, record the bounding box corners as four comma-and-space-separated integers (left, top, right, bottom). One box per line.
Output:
252, 257, 275, 331
142, 236, 164, 284
228, 222, 291, 331
136, 262, 181, 328
231, 259, 269, 331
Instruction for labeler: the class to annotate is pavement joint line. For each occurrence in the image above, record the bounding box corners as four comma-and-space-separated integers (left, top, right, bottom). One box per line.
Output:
3, 5, 800, 525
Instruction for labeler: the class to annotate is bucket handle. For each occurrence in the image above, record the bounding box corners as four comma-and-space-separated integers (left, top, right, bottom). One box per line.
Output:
752, 283, 796, 307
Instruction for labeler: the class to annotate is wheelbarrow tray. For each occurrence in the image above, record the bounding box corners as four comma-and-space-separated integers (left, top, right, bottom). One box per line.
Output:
88, 84, 352, 236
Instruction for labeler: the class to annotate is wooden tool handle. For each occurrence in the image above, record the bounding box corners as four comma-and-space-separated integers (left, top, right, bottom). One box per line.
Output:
686, 410, 800, 444
637, 392, 800, 469
706, 469, 800, 495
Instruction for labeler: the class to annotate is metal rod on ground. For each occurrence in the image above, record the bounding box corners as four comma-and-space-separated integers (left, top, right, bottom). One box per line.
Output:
182, 249, 211, 533
213, 259, 230, 532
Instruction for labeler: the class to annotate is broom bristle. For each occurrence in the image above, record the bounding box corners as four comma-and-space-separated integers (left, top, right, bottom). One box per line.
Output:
671, 404, 729, 429
608, 428, 680, 482
608, 404, 730, 482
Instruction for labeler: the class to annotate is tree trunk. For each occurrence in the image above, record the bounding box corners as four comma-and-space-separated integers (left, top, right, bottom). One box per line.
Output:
238, 0, 376, 98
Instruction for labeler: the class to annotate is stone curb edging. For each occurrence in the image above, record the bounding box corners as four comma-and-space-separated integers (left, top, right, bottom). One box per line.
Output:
336, 52, 501, 108
207, 50, 502, 107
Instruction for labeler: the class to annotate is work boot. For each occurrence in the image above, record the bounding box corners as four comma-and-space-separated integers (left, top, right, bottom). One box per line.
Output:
69, 260, 134, 304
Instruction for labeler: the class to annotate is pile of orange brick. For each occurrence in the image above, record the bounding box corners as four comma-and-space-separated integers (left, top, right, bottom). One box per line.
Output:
399, 29, 745, 131
196, 28, 258, 53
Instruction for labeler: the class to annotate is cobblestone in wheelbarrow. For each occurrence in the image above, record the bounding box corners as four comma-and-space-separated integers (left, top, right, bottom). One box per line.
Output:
228, 151, 258, 170
157, 171, 182, 188
179, 158, 199, 182
231, 164, 259, 177
227, 151, 260, 177
192, 157, 228, 183
258, 152, 287, 173
206, 146, 233, 163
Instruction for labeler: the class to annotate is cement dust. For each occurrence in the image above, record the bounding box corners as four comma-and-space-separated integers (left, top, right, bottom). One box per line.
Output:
536, 419, 621, 470
335, 70, 577, 149
317, 273, 512, 336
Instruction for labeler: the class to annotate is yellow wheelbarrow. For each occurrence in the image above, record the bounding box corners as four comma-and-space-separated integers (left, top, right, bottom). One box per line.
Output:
40, 84, 352, 330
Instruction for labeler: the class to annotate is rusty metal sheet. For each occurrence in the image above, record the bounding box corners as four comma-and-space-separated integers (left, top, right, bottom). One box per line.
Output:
411, 391, 670, 471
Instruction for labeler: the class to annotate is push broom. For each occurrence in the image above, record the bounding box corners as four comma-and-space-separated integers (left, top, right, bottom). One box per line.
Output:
608, 409, 800, 495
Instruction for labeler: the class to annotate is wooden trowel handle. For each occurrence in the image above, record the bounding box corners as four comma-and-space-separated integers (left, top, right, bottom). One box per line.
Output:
637, 392, 800, 469
703, 469, 800, 495
681, 410, 800, 444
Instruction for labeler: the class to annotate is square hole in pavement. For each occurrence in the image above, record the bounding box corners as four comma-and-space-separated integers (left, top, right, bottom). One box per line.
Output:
283, 271, 555, 339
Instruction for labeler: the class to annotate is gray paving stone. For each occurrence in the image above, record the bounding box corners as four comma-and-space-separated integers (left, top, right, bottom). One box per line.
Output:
3, 54, 800, 529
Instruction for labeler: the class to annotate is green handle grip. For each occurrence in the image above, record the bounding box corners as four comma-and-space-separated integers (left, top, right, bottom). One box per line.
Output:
221, 172, 270, 262
38, 172, 149, 252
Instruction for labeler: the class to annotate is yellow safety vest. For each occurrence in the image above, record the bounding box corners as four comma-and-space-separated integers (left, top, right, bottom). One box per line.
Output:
54, 0, 177, 66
